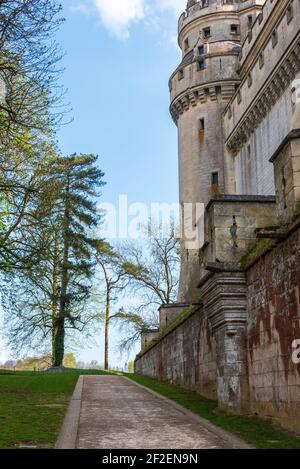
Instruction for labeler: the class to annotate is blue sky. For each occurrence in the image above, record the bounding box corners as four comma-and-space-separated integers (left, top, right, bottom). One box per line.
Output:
1, 0, 187, 368
57, 0, 186, 210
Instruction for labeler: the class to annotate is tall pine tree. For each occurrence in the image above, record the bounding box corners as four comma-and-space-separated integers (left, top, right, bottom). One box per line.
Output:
45, 153, 105, 366
6, 153, 105, 367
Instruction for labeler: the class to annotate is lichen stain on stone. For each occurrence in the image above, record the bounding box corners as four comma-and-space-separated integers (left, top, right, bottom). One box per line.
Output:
228, 376, 239, 404
248, 302, 272, 362
206, 317, 213, 352
274, 284, 300, 379
248, 230, 300, 380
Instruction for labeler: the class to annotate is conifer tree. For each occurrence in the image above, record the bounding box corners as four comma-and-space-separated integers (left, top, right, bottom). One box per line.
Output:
42, 153, 105, 366
6, 153, 105, 367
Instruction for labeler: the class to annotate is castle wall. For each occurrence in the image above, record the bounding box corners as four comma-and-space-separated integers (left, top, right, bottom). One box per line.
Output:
135, 224, 300, 432
246, 227, 300, 433
239, 0, 282, 72
224, 0, 300, 196
136, 0, 300, 436
237, 0, 264, 43
225, 0, 296, 135
233, 83, 298, 195
135, 307, 218, 400
177, 97, 228, 303
233, 63, 300, 195
178, 99, 225, 206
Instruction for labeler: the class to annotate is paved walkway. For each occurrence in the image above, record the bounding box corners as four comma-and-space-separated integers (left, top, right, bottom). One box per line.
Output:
56, 376, 250, 449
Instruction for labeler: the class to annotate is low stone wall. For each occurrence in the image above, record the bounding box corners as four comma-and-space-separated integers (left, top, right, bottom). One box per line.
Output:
246, 226, 300, 433
135, 224, 300, 433
135, 306, 217, 400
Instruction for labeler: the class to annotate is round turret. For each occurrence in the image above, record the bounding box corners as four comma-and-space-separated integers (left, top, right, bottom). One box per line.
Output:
171, 0, 242, 302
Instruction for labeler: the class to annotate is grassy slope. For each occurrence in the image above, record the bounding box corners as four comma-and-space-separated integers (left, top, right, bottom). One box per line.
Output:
126, 374, 300, 450
0, 370, 112, 449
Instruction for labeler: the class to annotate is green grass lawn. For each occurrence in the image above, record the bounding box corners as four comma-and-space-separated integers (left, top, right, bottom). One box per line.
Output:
1, 369, 300, 450
126, 373, 300, 450
0, 369, 113, 449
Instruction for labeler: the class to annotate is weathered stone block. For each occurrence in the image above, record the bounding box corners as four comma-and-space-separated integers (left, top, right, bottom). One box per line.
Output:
292, 157, 300, 173
272, 132, 300, 222
159, 303, 190, 331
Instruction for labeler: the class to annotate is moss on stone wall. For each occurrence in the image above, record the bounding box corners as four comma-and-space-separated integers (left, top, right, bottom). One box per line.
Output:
293, 202, 300, 220
240, 238, 272, 269
135, 305, 199, 360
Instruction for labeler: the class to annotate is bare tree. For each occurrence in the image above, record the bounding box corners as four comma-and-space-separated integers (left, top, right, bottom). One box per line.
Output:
113, 225, 180, 351
122, 225, 180, 306
94, 242, 129, 370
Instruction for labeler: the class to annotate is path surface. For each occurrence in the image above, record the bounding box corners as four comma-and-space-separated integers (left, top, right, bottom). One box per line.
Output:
56, 375, 250, 449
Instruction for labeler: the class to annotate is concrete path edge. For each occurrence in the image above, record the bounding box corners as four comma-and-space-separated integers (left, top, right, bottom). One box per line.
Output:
55, 375, 84, 449
123, 377, 253, 450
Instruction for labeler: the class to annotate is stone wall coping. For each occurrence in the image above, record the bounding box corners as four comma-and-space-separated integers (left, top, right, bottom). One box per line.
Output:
242, 214, 300, 271
197, 271, 214, 289
206, 194, 276, 211
158, 303, 191, 311
269, 129, 300, 163
205, 262, 244, 273
141, 329, 160, 334
135, 304, 203, 361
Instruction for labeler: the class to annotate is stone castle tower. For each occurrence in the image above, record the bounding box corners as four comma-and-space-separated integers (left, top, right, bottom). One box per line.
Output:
169, 0, 264, 303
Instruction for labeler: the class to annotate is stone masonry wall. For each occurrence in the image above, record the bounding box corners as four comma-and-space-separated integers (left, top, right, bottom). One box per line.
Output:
135, 307, 217, 400
136, 225, 300, 433
246, 226, 300, 433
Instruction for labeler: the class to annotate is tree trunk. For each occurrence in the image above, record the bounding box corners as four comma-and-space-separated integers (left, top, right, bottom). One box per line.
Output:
51, 232, 60, 367
104, 290, 110, 370
56, 238, 68, 366
52, 318, 65, 367
55, 176, 70, 367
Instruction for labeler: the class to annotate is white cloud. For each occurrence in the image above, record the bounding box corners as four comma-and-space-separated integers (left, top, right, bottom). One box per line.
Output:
156, 0, 186, 15
93, 0, 145, 38
71, 0, 187, 39
168, 34, 179, 47
70, 3, 93, 15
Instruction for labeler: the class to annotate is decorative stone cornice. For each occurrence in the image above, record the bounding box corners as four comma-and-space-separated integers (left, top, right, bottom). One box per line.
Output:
170, 81, 239, 124
198, 271, 247, 332
206, 194, 276, 211
226, 38, 300, 154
